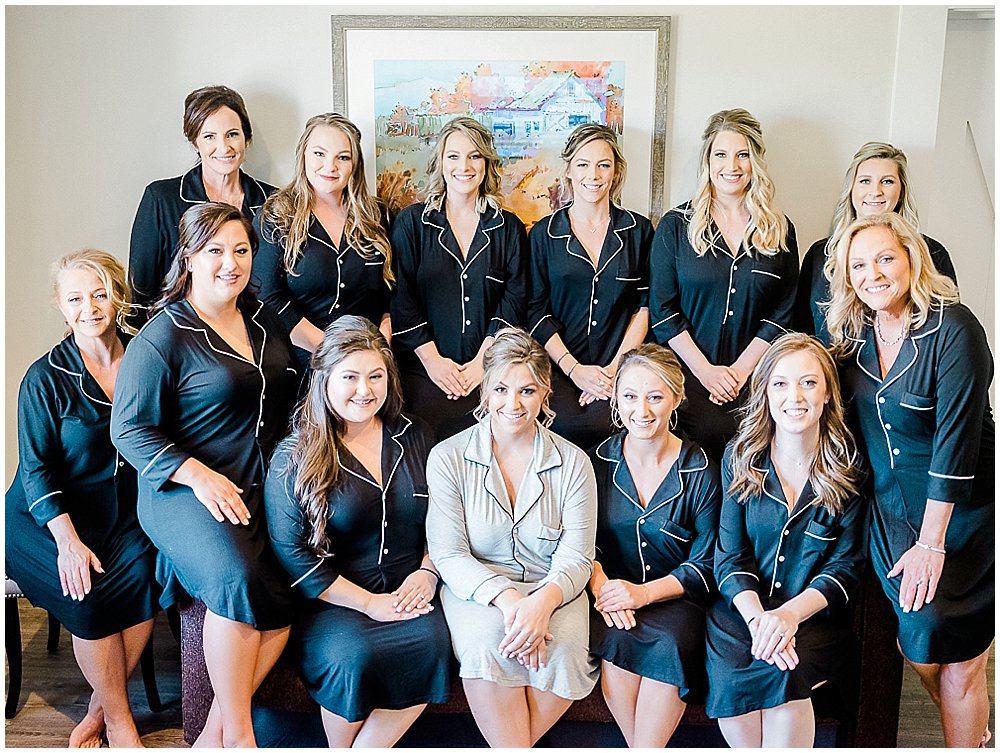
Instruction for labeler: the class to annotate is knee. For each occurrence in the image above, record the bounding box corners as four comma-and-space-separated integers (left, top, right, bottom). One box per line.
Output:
939, 662, 987, 701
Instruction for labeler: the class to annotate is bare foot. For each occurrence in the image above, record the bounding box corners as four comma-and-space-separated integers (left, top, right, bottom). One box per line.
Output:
192, 701, 224, 748
981, 726, 992, 748
69, 711, 106, 748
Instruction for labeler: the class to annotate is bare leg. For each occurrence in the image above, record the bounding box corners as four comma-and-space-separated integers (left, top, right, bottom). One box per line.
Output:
525, 687, 573, 745
71, 633, 144, 748
718, 710, 763, 748
600, 661, 641, 746
320, 708, 364, 747
463, 679, 531, 747
937, 647, 992, 747
760, 698, 815, 747
201, 611, 261, 747
633, 677, 686, 747
353, 705, 428, 748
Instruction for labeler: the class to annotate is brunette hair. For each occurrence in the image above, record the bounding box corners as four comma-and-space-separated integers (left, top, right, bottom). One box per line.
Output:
52, 248, 136, 335
423, 117, 503, 214
182, 85, 253, 145
559, 123, 627, 207
474, 328, 555, 427
610, 344, 685, 429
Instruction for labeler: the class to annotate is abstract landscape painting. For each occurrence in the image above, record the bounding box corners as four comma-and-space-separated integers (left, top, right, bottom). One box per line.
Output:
373, 60, 625, 228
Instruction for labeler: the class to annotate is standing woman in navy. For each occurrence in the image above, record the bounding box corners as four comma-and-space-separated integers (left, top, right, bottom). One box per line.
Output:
5, 250, 158, 748
528, 124, 653, 450
827, 213, 993, 747
389, 116, 527, 441
707, 333, 867, 747
649, 109, 798, 461
112, 203, 298, 747
588, 344, 721, 747
265, 316, 451, 747
794, 142, 958, 343
128, 85, 274, 323
253, 113, 393, 372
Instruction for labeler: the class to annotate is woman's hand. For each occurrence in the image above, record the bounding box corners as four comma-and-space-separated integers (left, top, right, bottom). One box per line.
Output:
600, 608, 637, 631
594, 579, 649, 612
497, 592, 556, 659
888, 543, 946, 613
765, 639, 800, 672
696, 363, 741, 404
515, 640, 549, 671
750, 606, 799, 662
461, 358, 485, 393
391, 569, 438, 613
56, 537, 104, 601
187, 465, 249, 525
364, 592, 432, 622
569, 364, 614, 401
424, 354, 470, 399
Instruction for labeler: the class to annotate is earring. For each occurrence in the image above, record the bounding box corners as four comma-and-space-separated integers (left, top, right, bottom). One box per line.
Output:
669, 411, 678, 431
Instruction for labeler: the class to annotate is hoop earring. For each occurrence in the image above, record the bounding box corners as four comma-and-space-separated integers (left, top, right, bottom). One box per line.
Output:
669, 411, 678, 431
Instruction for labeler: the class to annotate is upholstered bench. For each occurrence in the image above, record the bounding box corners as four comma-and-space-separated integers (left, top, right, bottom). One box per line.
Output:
180, 568, 901, 747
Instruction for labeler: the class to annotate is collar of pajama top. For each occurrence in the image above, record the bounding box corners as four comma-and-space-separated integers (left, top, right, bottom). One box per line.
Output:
178, 163, 270, 214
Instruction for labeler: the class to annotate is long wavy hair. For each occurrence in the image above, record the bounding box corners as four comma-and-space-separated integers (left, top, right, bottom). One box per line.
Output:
474, 328, 555, 427
260, 113, 393, 287
286, 316, 403, 555
729, 333, 860, 515
686, 108, 789, 256
423, 117, 503, 214
559, 123, 627, 207
824, 212, 960, 353
52, 248, 136, 336
610, 343, 685, 429
824, 141, 920, 258
156, 202, 258, 313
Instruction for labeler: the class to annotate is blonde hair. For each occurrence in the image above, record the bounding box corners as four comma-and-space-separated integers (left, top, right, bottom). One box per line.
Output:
687, 108, 789, 256
559, 123, 627, 207
52, 248, 136, 335
610, 344, 685, 429
423, 117, 503, 214
825, 141, 919, 257
260, 113, 394, 287
824, 212, 959, 352
474, 328, 555, 427
729, 333, 860, 515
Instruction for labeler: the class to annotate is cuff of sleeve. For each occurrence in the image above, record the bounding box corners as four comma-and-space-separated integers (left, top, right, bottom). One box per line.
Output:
755, 319, 788, 343
927, 472, 974, 504
487, 316, 516, 338
141, 447, 189, 492
394, 323, 432, 353
650, 313, 688, 342
532, 572, 576, 607
529, 315, 561, 345
718, 572, 760, 603
672, 562, 711, 597
471, 574, 515, 606
28, 491, 65, 528
807, 576, 849, 609
276, 302, 305, 333
296, 564, 340, 601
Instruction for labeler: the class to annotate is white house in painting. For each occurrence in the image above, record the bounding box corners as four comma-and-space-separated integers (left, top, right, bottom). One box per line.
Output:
485, 71, 604, 142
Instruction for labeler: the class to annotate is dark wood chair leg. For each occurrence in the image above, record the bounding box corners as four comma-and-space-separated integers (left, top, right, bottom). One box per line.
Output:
139, 636, 163, 712
46, 612, 60, 652
6, 599, 23, 719
166, 604, 181, 646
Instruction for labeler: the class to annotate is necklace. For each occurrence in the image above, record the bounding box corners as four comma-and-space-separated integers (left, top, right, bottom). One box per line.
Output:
570, 211, 609, 235
771, 442, 814, 469
874, 313, 908, 347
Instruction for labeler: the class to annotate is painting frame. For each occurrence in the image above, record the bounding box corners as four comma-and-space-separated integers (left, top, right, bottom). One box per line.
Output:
331, 14, 671, 221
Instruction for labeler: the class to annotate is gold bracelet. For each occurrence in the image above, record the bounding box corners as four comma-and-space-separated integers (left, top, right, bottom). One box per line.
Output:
641, 584, 651, 607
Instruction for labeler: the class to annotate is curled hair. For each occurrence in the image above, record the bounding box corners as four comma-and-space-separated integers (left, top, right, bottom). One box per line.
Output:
610, 344, 685, 429
182, 85, 253, 145
687, 108, 789, 256
559, 123, 627, 207
729, 333, 860, 515
824, 213, 960, 353
52, 248, 136, 336
423, 117, 503, 214
825, 141, 919, 258
156, 202, 258, 312
260, 113, 394, 287
474, 328, 555, 427
287, 316, 403, 555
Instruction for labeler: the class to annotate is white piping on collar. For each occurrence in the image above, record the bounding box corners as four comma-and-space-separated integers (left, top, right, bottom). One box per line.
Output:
751, 459, 816, 597
47, 348, 112, 407
179, 167, 269, 212
164, 302, 264, 368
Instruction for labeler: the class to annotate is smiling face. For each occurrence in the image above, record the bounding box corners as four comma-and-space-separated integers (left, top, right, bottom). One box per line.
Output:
325, 349, 388, 429
766, 350, 828, 441
305, 124, 354, 199
193, 106, 246, 180
848, 225, 912, 318
442, 130, 486, 199
187, 219, 252, 309
615, 364, 681, 443
567, 137, 615, 207
851, 158, 902, 218
486, 363, 546, 439
708, 129, 752, 198
57, 267, 117, 340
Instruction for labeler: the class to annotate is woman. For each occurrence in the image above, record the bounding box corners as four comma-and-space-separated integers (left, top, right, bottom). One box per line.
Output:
111, 203, 298, 747
649, 108, 799, 461
425, 328, 598, 747
795, 141, 958, 343
253, 114, 394, 372
827, 212, 993, 747
264, 316, 451, 747
707, 333, 867, 747
129, 85, 275, 322
528, 124, 653, 450
6, 250, 158, 748
588, 343, 721, 747
390, 116, 528, 441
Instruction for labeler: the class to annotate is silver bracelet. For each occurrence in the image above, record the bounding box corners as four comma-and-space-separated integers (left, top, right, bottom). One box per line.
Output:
915, 540, 946, 555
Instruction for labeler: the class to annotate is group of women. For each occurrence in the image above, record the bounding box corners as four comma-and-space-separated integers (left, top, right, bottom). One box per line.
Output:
5, 83, 993, 749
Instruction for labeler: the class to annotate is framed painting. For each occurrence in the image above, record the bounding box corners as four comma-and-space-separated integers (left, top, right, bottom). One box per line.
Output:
332, 15, 670, 228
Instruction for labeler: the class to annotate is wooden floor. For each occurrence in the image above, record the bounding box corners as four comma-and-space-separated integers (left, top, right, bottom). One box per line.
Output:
4, 600, 995, 747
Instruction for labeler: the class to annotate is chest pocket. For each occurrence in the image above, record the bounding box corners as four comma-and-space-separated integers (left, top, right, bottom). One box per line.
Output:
803, 519, 839, 550
750, 257, 785, 298
658, 519, 693, 543
893, 390, 936, 442
535, 524, 563, 557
